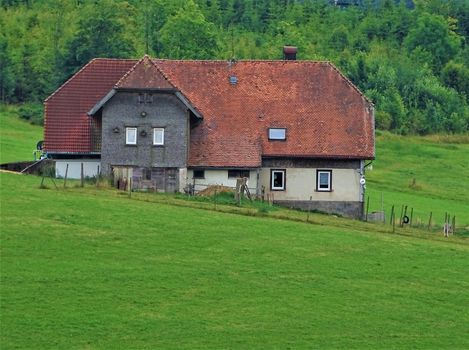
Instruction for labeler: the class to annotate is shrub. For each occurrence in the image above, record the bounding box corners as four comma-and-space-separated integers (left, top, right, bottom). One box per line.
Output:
375, 111, 392, 130
18, 103, 44, 126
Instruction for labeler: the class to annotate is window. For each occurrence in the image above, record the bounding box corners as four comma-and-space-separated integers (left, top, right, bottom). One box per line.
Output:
271, 169, 286, 190
268, 128, 286, 140
193, 170, 205, 179
228, 170, 250, 178
138, 93, 145, 104
126, 127, 137, 145
316, 170, 332, 192
153, 128, 164, 145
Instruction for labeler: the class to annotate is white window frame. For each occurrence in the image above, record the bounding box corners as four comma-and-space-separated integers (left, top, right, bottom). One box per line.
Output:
268, 128, 286, 140
126, 127, 137, 145
153, 128, 165, 145
271, 169, 286, 191
316, 170, 332, 192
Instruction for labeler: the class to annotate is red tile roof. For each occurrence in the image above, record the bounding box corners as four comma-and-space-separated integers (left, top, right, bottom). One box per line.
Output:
44, 58, 136, 153
115, 55, 175, 90
45, 57, 375, 165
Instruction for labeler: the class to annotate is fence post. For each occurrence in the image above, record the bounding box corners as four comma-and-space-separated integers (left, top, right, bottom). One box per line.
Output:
64, 164, 69, 188
365, 195, 370, 221
410, 208, 413, 227
390, 205, 395, 226
399, 205, 404, 227
80, 163, 84, 187
427, 212, 432, 231
214, 189, 217, 210
96, 165, 100, 188
402, 205, 408, 228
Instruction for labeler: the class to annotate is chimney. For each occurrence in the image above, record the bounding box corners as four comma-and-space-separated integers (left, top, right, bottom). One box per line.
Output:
283, 46, 297, 60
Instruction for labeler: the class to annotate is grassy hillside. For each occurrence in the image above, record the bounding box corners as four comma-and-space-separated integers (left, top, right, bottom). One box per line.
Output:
1, 172, 468, 349
0, 105, 43, 164
367, 132, 469, 226
0, 110, 467, 225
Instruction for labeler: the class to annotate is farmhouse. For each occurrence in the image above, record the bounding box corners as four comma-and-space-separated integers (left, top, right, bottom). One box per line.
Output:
44, 49, 375, 218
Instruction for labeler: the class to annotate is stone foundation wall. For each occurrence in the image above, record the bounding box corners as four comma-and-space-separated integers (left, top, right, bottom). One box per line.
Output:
274, 200, 364, 219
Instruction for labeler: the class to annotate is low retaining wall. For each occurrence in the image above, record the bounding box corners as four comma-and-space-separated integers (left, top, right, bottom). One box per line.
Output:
0, 159, 55, 175
275, 200, 364, 219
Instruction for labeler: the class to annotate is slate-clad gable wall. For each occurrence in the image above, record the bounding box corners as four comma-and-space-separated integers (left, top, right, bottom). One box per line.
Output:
101, 92, 188, 173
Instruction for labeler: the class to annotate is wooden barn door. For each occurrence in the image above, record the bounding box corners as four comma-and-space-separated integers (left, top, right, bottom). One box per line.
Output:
165, 168, 178, 193
151, 168, 165, 191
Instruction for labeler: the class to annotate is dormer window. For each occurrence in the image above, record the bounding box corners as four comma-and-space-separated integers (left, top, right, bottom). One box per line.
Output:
268, 128, 286, 140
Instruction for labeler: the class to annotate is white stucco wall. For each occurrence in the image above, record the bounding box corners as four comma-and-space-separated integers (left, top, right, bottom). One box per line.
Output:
178, 167, 187, 192
55, 159, 101, 179
259, 167, 360, 202
187, 169, 258, 193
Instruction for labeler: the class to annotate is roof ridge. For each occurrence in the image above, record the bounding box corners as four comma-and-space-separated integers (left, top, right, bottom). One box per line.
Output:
92, 58, 138, 61
115, 55, 177, 89
45, 58, 139, 103
154, 58, 331, 64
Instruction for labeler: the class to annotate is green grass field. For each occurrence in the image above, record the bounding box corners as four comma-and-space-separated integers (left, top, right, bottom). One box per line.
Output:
1, 109, 469, 348
367, 132, 469, 226
1, 173, 468, 349
0, 105, 43, 164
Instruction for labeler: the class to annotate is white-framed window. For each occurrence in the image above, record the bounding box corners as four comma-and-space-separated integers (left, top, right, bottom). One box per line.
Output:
153, 128, 164, 145
126, 127, 137, 145
268, 128, 286, 140
271, 169, 286, 190
316, 170, 332, 192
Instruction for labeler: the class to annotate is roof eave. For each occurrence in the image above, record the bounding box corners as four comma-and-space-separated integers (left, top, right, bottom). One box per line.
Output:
115, 87, 178, 93
88, 89, 116, 116
87, 88, 203, 120
262, 154, 375, 160
175, 92, 203, 119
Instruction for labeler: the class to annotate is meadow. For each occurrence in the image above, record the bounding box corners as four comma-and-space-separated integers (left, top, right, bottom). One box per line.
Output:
366, 132, 469, 227
1, 111, 469, 348
0, 105, 43, 164
1, 172, 468, 349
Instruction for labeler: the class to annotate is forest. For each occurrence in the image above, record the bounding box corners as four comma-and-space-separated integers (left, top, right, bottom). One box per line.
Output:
1, 0, 468, 134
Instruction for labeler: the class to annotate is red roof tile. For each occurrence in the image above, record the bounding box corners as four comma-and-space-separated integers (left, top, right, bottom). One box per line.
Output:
45, 57, 375, 165
155, 59, 374, 166
44, 58, 136, 153
115, 55, 175, 90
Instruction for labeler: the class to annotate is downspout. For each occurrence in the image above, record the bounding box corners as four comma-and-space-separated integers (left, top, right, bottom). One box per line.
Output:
256, 168, 261, 198
359, 160, 373, 220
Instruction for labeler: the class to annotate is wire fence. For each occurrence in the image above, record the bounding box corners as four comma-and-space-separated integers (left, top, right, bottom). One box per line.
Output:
364, 193, 461, 236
